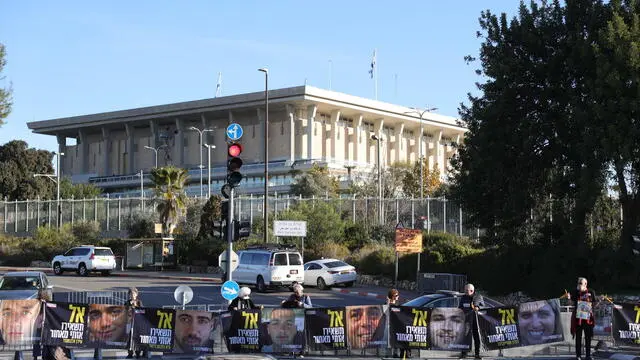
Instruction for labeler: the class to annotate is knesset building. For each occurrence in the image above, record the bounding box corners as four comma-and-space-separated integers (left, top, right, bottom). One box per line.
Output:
27, 86, 467, 197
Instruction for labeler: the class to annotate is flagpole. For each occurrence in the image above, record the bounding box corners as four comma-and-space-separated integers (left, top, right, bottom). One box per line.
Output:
374, 49, 378, 100
215, 72, 222, 97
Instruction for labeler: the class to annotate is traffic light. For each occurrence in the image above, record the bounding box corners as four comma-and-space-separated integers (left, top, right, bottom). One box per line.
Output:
234, 221, 251, 240
227, 142, 243, 187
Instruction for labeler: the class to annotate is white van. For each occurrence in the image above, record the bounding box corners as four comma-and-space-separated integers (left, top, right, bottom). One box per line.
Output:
232, 245, 304, 292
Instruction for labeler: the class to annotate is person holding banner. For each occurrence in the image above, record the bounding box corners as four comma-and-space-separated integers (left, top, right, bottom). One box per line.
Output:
282, 284, 312, 309
459, 283, 484, 359
228, 287, 261, 311
568, 277, 597, 360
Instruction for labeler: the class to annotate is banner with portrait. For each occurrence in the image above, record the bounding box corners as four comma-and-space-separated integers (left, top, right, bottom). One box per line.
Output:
345, 305, 387, 349
85, 303, 131, 349
132, 307, 175, 352
221, 309, 261, 352
260, 308, 305, 353
173, 309, 220, 354
42, 302, 88, 347
477, 306, 521, 349
0, 299, 42, 349
516, 299, 564, 346
305, 307, 347, 351
389, 306, 472, 351
612, 303, 640, 346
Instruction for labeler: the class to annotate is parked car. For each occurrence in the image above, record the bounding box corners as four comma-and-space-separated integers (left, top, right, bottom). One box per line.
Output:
51, 245, 116, 276
0, 271, 53, 300
232, 244, 304, 292
402, 290, 505, 308
303, 258, 357, 290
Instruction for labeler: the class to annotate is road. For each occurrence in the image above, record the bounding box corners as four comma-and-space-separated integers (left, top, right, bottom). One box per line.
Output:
48, 273, 388, 309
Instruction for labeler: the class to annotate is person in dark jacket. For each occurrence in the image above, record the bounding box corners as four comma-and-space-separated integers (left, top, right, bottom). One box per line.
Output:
568, 277, 598, 360
458, 283, 484, 359
228, 287, 260, 311
281, 284, 312, 309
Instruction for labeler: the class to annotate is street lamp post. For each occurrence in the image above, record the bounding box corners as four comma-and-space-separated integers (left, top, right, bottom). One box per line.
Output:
204, 144, 216, 198
258, 68, 269, 243
34, 151, 64, 228
138, 170, 144, 210
144, 145, 168, 168
189, 126, 214, 198
405, 107, 437, 199
371, 135, 383, 224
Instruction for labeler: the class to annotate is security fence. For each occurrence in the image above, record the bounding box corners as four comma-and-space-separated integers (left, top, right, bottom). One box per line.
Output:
0, 195, 481, 239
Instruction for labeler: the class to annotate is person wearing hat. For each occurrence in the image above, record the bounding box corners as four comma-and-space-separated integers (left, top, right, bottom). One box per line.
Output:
228, 287, 260, 311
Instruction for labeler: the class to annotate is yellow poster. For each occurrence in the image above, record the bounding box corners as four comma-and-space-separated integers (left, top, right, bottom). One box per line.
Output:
394, 228, 423, 253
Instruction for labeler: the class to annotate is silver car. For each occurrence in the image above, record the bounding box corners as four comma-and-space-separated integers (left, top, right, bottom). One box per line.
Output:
0, 271, 53, 300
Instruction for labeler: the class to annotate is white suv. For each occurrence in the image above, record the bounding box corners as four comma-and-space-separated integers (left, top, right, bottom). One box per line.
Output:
232, 245, 304, 292
52, 246, 116, 276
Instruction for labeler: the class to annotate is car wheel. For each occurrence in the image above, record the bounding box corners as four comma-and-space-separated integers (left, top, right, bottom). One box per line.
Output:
317, 277, 328, 290
101, 270, 111, 276
256, 276, 267, 293
53, 262, 63, 275
78, 263, 88, 276
344, 281, 355, 287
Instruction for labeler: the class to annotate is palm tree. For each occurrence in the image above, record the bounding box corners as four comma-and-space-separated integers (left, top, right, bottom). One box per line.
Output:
150, 166, 189, 235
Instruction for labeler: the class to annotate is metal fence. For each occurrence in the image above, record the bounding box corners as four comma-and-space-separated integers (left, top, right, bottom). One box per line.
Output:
0, 195, 480, 239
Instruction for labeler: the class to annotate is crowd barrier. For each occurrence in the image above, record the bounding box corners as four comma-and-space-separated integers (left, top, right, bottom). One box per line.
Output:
0, 298, 638, 357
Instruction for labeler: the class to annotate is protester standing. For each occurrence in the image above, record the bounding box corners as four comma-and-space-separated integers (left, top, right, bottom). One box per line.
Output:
282, 284, 312, 309
386, 289, 400, 305
228, 287, 261, 311
459, 283, 484, 359
568, 277, 597, 360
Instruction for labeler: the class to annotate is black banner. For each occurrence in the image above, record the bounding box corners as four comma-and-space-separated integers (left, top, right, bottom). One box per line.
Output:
389, 306, 472, 351
305, 307, 347, 351
42, 302, 88, 347
345, 305, 387, 349
612, 303, 640, 346
173, 309, 219, 354
222, 309, 261, 352
132, 307, 175, 352
261, 308, 305, 353
0, 299, 42, 348
86, 304, 131, 349
477, 307, 521, 349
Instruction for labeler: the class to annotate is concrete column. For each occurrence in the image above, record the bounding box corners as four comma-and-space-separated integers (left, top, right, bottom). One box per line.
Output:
373, 118, 384, 166
174, 118, 184, 166
101, 128, 111, 176
395, 123, 404, 163
57, 135, 67, 176
228, 110, 235, 125
286, 105, 295, 162
201, 114, 213, 145
78, 130, 88, 173
352, 114, 362, 164
257, 108, 265, 163
149, 120, 158, 148
306, 105, 316, 160
124, 123, 135, 174
330, 110, 341, 162
435, 130, 443, 175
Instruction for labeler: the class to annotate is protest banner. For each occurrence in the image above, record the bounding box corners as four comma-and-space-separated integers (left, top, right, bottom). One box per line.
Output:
389, 306, 472, 351
173, 309, 219, 354
132, 307, 175, 352
477, 307, 521, 350
0, 299, 42, 349
305, 307, 347, 351
222, 309, 261, 352
86, 304, 131, 349
261, 308, 305, 353
42, 302, 88, 347
612, 303, 640, 346
345, 305, 387, 349
517, 299, 564, 346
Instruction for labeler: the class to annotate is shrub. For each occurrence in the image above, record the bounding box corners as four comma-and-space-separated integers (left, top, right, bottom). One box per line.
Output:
71, 221, 100, 244
125, 210, 157, 238
342, 222, 370, 250
306, 242, 350, 261
348, 244, 395, 278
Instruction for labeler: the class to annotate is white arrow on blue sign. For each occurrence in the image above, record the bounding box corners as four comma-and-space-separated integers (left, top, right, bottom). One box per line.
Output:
221, 280, 240, 301
226, 123, 243, 141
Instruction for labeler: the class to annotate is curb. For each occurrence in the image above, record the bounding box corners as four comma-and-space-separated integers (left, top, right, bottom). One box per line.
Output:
0, 267, 223, 283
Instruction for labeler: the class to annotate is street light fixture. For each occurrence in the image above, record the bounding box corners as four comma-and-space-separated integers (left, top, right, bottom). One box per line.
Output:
258, 67, 269, 243
34, 151, 64, 228
144, 145, 168, 168
371, 135, 383, 224
189, 126, 214, 198
204, 143, 216, 198
404, 107, 438, 199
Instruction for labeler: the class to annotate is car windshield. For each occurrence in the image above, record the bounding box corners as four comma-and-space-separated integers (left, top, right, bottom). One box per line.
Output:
0, 276, 40, 290
324, 261, 348, 268
94, 248, 113, 256
402, 294, 444, 307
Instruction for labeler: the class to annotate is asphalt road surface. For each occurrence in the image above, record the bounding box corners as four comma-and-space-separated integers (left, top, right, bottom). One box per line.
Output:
48, 273, 386, 309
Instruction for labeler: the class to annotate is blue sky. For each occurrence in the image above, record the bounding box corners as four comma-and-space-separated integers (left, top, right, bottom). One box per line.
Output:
0, 0, 521, 154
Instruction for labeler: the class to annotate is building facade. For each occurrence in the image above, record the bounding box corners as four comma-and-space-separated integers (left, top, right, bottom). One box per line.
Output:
27, 86, 466, 196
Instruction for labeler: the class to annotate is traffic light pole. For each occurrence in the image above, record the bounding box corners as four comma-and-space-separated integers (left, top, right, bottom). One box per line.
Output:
225, 187, 235, 282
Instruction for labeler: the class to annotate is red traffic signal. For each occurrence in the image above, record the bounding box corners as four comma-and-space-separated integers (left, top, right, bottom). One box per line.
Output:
228, 143, 243, 157
226, 142, 244, 187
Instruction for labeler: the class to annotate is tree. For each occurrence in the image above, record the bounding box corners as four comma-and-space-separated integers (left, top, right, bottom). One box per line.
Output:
0, 140, 55, 200
0, 43, 12, 126
350, 162, 412, 198
402, 159, 442, 198
150, 166, 189, 235
59, 177, 102, 199
289, 164, 339, 198
197, 195, 223, 240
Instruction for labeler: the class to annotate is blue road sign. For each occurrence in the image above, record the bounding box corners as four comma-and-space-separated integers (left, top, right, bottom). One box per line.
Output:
221, 280, 240, 301
226, 123, 243, 141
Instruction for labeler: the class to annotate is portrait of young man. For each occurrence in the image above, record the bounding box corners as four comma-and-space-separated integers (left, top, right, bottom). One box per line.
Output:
428, 307, 471, 350
174, 309, 217, 353
346, 305, 387, 349
0, 299, 42, 346
87, 304, 130, 346
261, 308, 304, 353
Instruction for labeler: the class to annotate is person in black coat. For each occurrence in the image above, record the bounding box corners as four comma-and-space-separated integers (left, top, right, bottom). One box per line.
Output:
228, 287, 261, 311
458, 283, 485, 359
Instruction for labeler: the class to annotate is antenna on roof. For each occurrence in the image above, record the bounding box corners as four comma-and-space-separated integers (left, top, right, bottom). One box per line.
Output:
215, 72, 222, 98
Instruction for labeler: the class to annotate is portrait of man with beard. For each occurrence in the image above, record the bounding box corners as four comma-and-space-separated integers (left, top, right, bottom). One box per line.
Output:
174, 310, 217, 353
